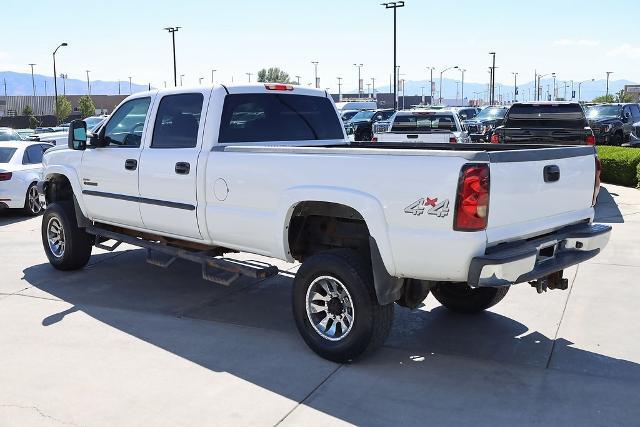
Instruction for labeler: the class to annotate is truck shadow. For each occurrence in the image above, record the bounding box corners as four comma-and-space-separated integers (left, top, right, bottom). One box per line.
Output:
0, 210, 38, 227
594, 187, 624, 223
22, 250, 640, 424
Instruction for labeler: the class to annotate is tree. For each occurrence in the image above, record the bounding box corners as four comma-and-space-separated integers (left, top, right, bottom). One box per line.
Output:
257, 67, 291, 84
56, 96, 72, 123
592, 94, 615, 103
22, 105, 33, 116
615, 90, 635, 103
78, 95, 96, 118
21, 105, 39, 129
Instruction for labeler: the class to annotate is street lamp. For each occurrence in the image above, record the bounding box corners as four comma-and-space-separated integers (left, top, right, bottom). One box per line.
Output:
489, 52, 496, 104
511, 72, 518, 102
606, 71, 613, 99
337, 77, 342, 101
578, 78, 595, 102
180, 74, 184, 86
537, 72, 554, 101
426, 67, 435, 105
381, 1, 405, 110
85, 70, 91, 95
459, 68, 466, 106
371, 77, 376, 98
311, 61, 319, 88
553, 73, 557, 101
246, 72, 253, 83
353, 63, 363, 98
163, 27, 181, 87
199, 77, 204, 85
28, 64, 36, 96
52, 42, 67, 122
295, 75, 301, 85
128, 76, 132, 94
439, 65, 458, 105
211, 69, 217, 84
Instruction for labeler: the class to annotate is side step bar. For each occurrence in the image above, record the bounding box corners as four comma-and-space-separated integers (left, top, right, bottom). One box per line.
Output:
85, 226, 279, 286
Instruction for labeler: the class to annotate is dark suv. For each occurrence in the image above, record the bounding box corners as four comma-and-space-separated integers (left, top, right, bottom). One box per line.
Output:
585, 103, 640, 145
345, 109, 395, 141
463, 106, 509, 142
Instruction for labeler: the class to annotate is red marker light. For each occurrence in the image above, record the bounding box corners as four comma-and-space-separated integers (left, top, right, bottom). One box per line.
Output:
264, 84, 294, 91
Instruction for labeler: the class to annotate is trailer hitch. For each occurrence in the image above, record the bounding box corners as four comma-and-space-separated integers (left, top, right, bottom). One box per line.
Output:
529, 270, 568, 294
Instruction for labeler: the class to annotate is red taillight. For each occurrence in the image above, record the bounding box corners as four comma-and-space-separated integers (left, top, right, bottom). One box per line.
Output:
490, 133, 499, 144
371, 136, 378, 142
449, 136, 457, 144
264, 83, 294, 91
592, 156, 601, 206
0, 172, 12, 181
454, 164, 490, 231
586, 134, 595, 145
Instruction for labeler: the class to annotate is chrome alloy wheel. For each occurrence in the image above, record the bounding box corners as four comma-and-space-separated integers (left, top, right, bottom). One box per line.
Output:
27, 185, 42, 214
305, 276, 355, 341
47, 217, 65, 258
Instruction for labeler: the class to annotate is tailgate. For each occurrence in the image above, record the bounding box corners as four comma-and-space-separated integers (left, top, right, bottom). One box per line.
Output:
486, 146, 596, 244
380, 132, 452, 143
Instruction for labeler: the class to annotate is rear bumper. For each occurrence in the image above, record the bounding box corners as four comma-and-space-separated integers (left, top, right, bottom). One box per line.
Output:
468, 223, 611, 287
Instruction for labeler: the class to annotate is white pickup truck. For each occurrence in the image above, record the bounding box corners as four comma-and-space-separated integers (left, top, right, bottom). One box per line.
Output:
38, 83, 611, 362
374, 109, 471, 144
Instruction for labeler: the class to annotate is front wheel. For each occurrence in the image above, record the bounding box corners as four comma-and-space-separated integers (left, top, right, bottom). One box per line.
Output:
431, 282, 509, 314
41, 202, 93, 271
292, 249, 394, 363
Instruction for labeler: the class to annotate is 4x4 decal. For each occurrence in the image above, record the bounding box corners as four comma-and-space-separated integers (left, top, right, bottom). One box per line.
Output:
404, 197, 450, 218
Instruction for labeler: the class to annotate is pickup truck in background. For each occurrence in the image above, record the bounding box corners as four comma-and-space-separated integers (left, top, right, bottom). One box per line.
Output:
585, 103, 640, 146
464, 106, 509, 142
39, 84, 611, 362
374, 109, 470, 143
491, 102, 595, 145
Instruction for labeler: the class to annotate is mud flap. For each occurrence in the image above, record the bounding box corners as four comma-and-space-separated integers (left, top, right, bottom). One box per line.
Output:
369, 236, 403, 305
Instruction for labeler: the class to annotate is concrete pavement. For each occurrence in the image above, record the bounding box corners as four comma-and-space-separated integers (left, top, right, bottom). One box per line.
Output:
0, 184, 639, 426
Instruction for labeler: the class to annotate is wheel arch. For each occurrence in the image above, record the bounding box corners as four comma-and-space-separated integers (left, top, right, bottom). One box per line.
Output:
41, 166, 88, 217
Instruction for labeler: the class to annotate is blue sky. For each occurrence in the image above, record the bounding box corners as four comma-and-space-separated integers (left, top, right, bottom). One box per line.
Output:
2, 0, 638, 92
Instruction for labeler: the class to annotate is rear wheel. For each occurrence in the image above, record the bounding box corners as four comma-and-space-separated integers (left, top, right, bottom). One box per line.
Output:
431, 282, 509, 314
41, 202, 93, 271
292, 249, 394, 362
23, 183, 43, 216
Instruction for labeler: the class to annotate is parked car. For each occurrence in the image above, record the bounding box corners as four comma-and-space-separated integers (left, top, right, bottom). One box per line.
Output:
39, 84, 612, 363
0, 127, 25, 141
340, 109, 361, 122
491, 102, 594, 145
463, 106, 509, 142
373, 109, 470, 143
31, 115, 108, 146
0, 141, 52, 215
586, 103, 640, 145
15, 129, 35, 139
335, 100, 377, 111
450, 107, 481, 121
345, 109, 395, 141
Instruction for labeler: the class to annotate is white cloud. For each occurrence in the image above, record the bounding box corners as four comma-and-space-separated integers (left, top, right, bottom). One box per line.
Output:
607, 43, 640, 59
553, 39, 600, 47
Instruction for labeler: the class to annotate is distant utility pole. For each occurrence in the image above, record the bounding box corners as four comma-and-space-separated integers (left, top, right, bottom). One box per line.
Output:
295, 75, 301, 85
311, 61, 319, 88
199, 77, 204, 85
180, 74, 184, 86
118, 79, 121, 95
128, 76, 132, 94
353, 63, 363, 98
381, 1, 404, 110
371, 77, 375, 98
489, 52, 496, 105
61, 74, 67, 96
606, 71, 613, 99
211, 69, 217, 84
164, 27, 181, 87
459, 68, 466, 106
52, 42, 67, 120
28, 63, 36, 96
337, 77, 342, 101
3, 78, 6, 97
426, 67, 434, 104
85, 70, 91, 95
246, 72, 252, 83
366, 83, 371, 98
512, 72, 518, 102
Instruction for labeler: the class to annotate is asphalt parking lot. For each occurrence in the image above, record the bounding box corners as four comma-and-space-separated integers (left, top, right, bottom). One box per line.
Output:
1, 184, 639, 426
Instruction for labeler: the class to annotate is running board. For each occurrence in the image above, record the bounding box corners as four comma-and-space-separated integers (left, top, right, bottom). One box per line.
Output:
85, 226, 279, 286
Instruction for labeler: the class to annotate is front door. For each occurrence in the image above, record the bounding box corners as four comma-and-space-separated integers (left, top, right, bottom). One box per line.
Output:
80, 96, 152, 228
137, 92, 207, 239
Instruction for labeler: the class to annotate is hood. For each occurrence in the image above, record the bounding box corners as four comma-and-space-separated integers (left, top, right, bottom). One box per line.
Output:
465, 118, 501, 126
588, 117, 620, 125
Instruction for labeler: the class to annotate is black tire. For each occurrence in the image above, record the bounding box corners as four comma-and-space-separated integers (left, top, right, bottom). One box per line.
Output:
41, 202, 93, 271
355, 129, 372, 142
22, 183, 43, 216
292, 249, 394, 363
611, 132, 623, 146
431, 282, 509, 314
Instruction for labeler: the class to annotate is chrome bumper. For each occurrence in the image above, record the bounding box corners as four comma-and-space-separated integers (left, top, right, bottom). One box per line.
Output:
468, 223, 611, 287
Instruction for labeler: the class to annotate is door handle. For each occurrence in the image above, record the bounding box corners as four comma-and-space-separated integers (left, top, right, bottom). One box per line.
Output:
543, 165, 560, 183
125, 159, 137, 170
175, 162, 191, 175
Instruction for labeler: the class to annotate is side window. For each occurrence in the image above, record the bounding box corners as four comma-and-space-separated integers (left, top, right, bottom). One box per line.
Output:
151, 93, 204, 149
623, 106, 631, 118
103, 97, 151, 147
22, 145, 44, 165
630, 104, 640, 118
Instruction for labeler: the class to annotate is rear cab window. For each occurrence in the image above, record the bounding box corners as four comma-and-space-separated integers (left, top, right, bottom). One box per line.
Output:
218, 93, 344, 143
0, 147, 17, 163
391, 112, 458, 132
506, 104, 587, 128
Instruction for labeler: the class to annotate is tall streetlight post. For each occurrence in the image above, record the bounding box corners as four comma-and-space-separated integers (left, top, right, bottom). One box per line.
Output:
578, 78, 595, 102
180, 74, 184, 86
163, 27, 181, 87
118, 79, 121, 95
199, 77, 204, 85
85, 70, 91, 95
295, 75, 301, 85
28, 64, 36, 96
311, 61, 319, 88
426, 67, 435, 105
371, 77, 376, 99
52, 42, 67, 121
128, 76, 132, 94
552, 73, 557, 101
353, 63, 363, 98
61, 74, 67, 96
381, 1, 404, 110
211, 69, 217, 84
439, 65, 458, 105
489, 52, 496, 105
511, 72, 518, 102
459, 68, 466, 106
605, 71, 613, 99
537, 72, 554, 101
337, 77, 342, 101
246, 72, 253, 83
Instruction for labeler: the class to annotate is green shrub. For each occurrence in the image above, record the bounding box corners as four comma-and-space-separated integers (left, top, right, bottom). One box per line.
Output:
597, 146, 640, 187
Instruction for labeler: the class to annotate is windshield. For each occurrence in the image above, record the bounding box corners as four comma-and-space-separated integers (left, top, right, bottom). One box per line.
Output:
391, 113, 458, 132
586, 105, 622, 119
341, 111, 359, 121
349, 111, 375, 122
474, 108, 507, 121
0, 130, 22, 141
0, 147, 17, 162
85, 116, 106, 130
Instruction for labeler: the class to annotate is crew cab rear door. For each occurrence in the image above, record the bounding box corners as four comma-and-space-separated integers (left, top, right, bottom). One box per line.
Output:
137, 90, 210, 239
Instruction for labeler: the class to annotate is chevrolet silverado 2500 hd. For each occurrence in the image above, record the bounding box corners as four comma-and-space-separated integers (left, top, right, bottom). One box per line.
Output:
39, 83, 611, 362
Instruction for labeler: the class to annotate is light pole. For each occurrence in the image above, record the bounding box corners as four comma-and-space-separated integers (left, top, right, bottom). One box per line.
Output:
459, 68, 466, 106
439, 65, 458, 105
211, 69, 217, 84
61, 74, 67, 96
489, 52, 496, 105
128, 76, 132, 94
52, 42, 67, 121
537, 73, 554, 101
164, 27, 181, 87
511, 72, 518, 102
426, 67, 434, 105
371, 77, 376, 99
118, 79, 121, 95
366, 83, 371, 98
246, 72, 253, 83
606, 71, 613, 100
353, 63, 363, 98
85, 70, 91, 95
337, 77, 342, 101
28, 64, 36, 96
381, 1, 404, 110
552, 74, 557, 101
578, 78, 595, 102
295, 75, 301, 85
421, 86, 425, 104
199, 77, 204, 85
311, 61, 319, 88
180, 74, 184, 86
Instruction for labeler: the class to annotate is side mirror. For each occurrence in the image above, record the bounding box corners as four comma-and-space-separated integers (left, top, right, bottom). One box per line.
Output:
68, 120, 87, 150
